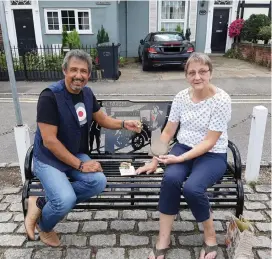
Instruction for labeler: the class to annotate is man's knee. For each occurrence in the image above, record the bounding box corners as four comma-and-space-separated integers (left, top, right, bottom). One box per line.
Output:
51, 192, 77, 215
88, 172, 107, 194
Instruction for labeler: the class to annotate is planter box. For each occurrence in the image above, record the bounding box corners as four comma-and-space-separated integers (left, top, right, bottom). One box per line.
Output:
233, 43, 271, 67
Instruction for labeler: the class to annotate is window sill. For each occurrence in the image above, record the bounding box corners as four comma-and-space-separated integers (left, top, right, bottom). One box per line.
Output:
44, 32, 94, 35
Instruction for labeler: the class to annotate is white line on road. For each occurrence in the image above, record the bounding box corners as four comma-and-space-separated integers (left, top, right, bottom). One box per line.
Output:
0, 98, 271, 104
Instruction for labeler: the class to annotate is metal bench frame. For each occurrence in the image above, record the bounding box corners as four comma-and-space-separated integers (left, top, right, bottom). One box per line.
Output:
22, 99, 244, 219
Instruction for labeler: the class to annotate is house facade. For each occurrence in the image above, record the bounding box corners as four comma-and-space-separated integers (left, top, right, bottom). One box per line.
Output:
2, 0, 271, 57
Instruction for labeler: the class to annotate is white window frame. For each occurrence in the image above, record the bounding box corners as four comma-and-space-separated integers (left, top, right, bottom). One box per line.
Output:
158, 0, 189, 32
44, 8, 92, 34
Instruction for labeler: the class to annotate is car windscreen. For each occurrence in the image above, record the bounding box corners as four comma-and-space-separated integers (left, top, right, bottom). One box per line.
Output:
153, 33, 185, 42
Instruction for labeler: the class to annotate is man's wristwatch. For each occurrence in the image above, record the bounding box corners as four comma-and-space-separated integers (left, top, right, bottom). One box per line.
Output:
78, 161, 84, 172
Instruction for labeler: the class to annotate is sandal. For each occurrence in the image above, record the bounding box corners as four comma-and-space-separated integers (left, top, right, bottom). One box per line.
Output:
200, 242, 218, 259
148, 241, 171, 259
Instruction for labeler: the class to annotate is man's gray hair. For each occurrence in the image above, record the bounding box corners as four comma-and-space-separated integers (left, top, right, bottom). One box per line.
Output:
62, 49, 92, 73
185, 52, 213, 74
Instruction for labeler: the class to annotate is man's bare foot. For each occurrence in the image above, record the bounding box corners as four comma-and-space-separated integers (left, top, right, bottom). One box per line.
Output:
24, 196, 41, 240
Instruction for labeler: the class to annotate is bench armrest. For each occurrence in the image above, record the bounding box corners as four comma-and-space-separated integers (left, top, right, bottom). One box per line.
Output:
24, 145, 34, 180
228, 140, 242, 179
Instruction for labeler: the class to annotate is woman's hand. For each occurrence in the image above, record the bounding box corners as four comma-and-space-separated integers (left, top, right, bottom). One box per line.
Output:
154, 154, 180, 165
136, 161, 158, 175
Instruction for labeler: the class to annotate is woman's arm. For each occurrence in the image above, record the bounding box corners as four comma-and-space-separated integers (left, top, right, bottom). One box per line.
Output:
177, 130, 222, 162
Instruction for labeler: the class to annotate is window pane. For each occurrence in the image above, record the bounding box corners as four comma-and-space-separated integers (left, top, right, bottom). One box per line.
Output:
48, 17, 53, 25
68, 11, 74, 17
47, 12, 53, 18
161, 1, 185, 20
61, 10, 68, 17
69, 17, 75, 25
54, 25, 59, 30
62, 18, 68, 25
53, 18, 58, 24
53, 12, 58, 18
78, 12, 89, 30
161, 22, 184, 32
48, 25, 53, 30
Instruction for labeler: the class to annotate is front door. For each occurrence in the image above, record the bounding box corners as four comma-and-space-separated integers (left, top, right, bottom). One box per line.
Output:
14, 9, 36, 55
211, 8, 229, 53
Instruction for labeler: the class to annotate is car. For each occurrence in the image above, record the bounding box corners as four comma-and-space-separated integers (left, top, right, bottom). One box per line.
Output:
138, 31, 194, 71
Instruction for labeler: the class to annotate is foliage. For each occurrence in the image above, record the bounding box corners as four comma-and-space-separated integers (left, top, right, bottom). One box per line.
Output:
240, 14, 270, 43
67, 29, 81, 49
175, 24, 182, 33
97, 25, 110, 45
62, 26, 69, 48
161, 27, 165, 32
119, 56, 126, 67
258, 25, 271, 43
223, 47, 243, 59
228, 19, 244, 38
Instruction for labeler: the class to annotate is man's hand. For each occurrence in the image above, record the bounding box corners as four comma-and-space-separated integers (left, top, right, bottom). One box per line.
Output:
154, 154, 180, 165
136, 161, 157, 175
124, 120, 142, 133
81, 160, 103, 173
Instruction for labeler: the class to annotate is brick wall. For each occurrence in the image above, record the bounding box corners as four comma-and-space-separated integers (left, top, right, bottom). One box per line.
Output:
235, 43, 271, 68
0, 25, 3, 47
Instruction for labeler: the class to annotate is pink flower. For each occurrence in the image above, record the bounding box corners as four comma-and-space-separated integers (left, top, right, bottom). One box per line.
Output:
228, 19, 245, 38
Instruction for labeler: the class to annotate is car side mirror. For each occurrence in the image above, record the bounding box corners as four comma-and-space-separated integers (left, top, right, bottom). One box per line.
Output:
140, 39, 144, 44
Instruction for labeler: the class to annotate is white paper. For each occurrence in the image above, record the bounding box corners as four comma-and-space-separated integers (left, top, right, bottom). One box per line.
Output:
119, 166, 136, 176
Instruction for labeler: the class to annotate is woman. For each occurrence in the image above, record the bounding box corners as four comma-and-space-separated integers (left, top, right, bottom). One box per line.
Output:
136, 52, 231, 259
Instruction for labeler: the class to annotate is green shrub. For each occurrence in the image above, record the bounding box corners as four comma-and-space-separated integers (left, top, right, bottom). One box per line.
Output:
241, 14, 270, 43
175, 24, 182, 33
161, 27, 165, 31
258, 25, 271, 43
67, 29, 81, 49
224, 48, 243, 59
97, 25, 110, 45
62, 26, 69, 48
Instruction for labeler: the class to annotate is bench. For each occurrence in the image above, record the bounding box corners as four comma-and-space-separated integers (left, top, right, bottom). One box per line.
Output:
22, 99, 244, 221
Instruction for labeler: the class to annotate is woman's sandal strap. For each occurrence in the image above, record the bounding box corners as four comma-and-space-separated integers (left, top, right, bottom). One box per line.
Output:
153, 246, 170, 258
202, 242, 218, 255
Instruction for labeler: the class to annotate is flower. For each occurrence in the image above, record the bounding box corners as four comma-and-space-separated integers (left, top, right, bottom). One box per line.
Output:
228, 19, 245, 38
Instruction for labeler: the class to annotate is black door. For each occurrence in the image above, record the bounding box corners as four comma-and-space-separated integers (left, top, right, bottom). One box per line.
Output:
14, 9, 36, 55
211, 9, 229, 52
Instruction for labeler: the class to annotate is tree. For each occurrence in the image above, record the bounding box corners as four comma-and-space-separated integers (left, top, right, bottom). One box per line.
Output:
240, 14, 270, 43
97, 25, 110, 45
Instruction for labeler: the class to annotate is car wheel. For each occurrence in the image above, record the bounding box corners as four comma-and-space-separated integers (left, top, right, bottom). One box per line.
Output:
142, 55, 149, 71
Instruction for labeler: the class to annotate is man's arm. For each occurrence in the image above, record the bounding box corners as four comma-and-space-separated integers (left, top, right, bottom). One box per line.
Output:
92, 109, 123, 130
38, 122, 81, 169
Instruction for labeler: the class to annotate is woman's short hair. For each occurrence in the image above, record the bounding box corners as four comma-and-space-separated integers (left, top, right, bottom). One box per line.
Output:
185, 52, 213, 74
62, 49, 92, 73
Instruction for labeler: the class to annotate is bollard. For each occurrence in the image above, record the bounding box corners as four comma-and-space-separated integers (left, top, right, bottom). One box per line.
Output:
245, 106, 268, 183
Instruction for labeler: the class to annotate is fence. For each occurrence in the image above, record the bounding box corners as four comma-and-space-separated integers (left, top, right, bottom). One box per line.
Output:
0, 45, 109, 82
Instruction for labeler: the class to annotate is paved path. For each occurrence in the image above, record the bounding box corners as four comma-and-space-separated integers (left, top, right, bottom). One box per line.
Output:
0, 184, 271, 259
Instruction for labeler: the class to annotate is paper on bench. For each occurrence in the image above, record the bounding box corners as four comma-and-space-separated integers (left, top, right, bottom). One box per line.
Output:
119, 166, 136, 176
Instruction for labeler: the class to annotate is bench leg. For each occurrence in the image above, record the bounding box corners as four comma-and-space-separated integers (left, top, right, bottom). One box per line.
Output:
21, 180, 29, 218
236, 179, 244, 217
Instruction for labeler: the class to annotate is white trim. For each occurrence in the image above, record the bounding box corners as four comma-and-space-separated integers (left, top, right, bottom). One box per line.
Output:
157, 0, 189, 32
44, 8, 92, 34
204, 0, 214, 53
32, 0, 43, 48
149, 0, 158, 32
3, 0, 43, 51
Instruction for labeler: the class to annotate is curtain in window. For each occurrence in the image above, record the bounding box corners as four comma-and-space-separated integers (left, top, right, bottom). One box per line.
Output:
161, 1, 185, 19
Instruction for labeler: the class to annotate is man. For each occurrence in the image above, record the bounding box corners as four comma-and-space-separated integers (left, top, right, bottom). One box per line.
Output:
25, 49, 141, 247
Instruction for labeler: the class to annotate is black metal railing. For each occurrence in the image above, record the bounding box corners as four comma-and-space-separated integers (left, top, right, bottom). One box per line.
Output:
0, 45, 110, 82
